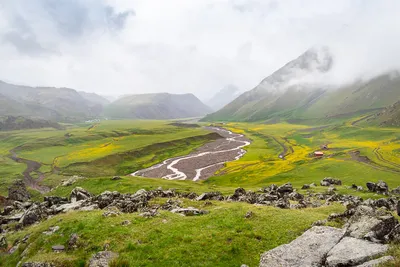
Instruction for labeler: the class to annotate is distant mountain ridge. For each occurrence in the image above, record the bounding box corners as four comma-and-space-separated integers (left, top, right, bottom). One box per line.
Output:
104, 93, 212, 120
203, 47, 400, 122
206, 85, 241, 111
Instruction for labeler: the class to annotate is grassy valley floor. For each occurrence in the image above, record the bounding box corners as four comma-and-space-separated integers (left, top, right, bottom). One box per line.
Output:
1, 118, 400, 266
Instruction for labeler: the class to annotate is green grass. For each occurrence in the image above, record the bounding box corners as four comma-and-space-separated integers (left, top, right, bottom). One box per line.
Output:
2, 201, 344, 267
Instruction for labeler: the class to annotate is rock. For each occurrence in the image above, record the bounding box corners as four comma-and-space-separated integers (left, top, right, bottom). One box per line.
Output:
244, 211, 253, 218
240, 265, 249, 267
55, 200, 85, 213
19, 204, 48, 226
102, 207, 121, 217
274, 198, 290, 209
277, 183, 293, 195
171, 207, 209, 216
133, 189, 147, 198
310, 183, 317, 187
357, 186, 363, 191
8, 180, 30, 202
42, 226, 60, 235
320, 177, 342, 186
259, 226, 345, 267
326, 237, 389, 266
0, 235, 7, 249
312, 219, 327, 226
88, 251, 118, 267
22, 263, 55, 267
327, 186, 336, 194
288, 192, 304, 201
366, 181, 389, 194
51, 245, 65, 252
2, 205, 14, 215
111, 176, 121, 180
43, 196, 68, 207
346, 205, 397, 242
161, 199, 182, 211
121, 220, 131, 226
68, 233, 79, 250
139, 209, 159, 218
392, 186, 400, 194
196, 192, 224, 201
355, 256, 394, 267
351, 184, 358, 189
301, 184, 310, 190
70, 187, 92, 202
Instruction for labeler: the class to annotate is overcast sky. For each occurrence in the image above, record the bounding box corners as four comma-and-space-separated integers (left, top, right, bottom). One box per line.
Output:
0, 0, 400, 99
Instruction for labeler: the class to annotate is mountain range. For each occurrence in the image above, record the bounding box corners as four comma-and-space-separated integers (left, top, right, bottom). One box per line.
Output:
202, 47, 400, 123
0, 81, 212, 122
104, 93, 211, 120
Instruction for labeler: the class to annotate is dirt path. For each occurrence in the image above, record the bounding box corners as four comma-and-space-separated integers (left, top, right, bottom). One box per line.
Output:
9, 149, 50, 193
373, 148, 400, 169
348, 150, 400, 174
131, 127, 251, 181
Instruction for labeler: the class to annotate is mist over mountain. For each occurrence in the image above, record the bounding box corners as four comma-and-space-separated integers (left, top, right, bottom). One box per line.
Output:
203, 47, 400, 122
104, 93, 212, 120
206, 84, 241, 111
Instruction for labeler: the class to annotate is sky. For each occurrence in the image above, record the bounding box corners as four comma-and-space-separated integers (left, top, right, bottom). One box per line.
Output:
0, 0, 400, 100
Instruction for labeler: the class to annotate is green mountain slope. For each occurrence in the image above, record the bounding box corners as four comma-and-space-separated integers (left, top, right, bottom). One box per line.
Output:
202, 47, 400, 122
0, 81, 105, 121
364, 100, 400, 127
104, 93, 212, 120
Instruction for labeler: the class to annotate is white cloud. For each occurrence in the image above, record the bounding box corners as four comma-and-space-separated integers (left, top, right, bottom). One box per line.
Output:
0, 0, 399, 99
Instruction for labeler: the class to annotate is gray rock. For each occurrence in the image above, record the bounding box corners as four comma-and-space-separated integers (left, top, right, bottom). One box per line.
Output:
196, 192, 224, 201
244, 211, 253, 218
68, 233, 79, 250
121, 220, 131, 226
88, 251, 118, 267
355, 256, 394, 267
326, 237, 389, 266
70, 187, 92, 203
51, 245, 65, 252
19, 204, 48, 226
42, 226, 60, 235
0, 235, 7, 249
133, 189, 147, 198
22, 263, 55, 267
277, 183, 293, 194
259, 226, 345, 267
8, 180, 30, 202
55, 200, 85, 213
301, 184, 310, 189
111, 176, 121, 180
321, 177, 342, 186
171, 207, 209, 216
102, 207, 121, 217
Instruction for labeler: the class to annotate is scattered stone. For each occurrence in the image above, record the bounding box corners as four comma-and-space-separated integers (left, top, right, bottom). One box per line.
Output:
139, 209, 159, 218
244, 211, 253, 218
102, 207, 121, 217
8, 180, 30, 202
22, 263, 55, 267
327, 186, 336, 194
196, 192, 224, 201
357, 186, 363, 191
366, 181, 389, 194
121, 220, 131, 226
61, 175, 84, 187
320, 177, 342, 186
67, 233, 79, 250
111, 176, 121, 180
259, 226, 345, 267
42, 226, 60, 235
274, 198, 290, 209
326, 237, 389, 266
392, 186, 400, 195
19, 204, 48, 226
88, 251, 118, 267
301, 184, 310, 190
51, 245, 65, 252
277, 183, 294, 195
0, 235, 7, 249
171, 207, 209, 216
70, 187, 92, 202
312, 219, 327, 226
355, 256, 394, 267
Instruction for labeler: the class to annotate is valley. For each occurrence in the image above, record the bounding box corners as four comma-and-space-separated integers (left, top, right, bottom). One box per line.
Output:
1, 117, 400, 266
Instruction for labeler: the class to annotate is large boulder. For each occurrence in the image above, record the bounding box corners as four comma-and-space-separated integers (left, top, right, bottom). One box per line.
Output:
325, 237, 389, 266
346, 205, 397, 242
70, 187, 92, 203
277, 183, 294, 195
366, 181, 389, 194
8, 180, 30, 202
259, 226, 345, 267
320, 177, 342, 186
19, 204, 48, 226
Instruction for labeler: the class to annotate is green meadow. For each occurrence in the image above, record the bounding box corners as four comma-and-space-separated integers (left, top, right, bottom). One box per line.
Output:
1, 118, 400, 266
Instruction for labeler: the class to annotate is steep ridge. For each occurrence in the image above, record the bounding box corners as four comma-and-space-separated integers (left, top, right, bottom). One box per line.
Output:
104, 93, 212, 120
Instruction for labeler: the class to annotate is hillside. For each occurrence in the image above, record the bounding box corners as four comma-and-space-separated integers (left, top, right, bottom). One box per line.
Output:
0, 116, 63, 131
206, 84, 241, 110
78, 91, 110, 106
0, 81, 105, 122
202, 47, 400, 122
365, 100, 400, 127
104, 93, 212, 119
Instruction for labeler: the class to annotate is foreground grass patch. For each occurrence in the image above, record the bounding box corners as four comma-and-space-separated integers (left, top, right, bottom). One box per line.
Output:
3, 202, 344, 267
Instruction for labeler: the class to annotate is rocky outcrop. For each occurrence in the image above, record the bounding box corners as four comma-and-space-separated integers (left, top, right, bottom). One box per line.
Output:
260, 226, 345, 267
88, 251, 118, 267
8, 180, 30, 202
320, 177, 342, 186
366, 181, 389, 194
70, 187, 92, 202
325, 237, 388, 266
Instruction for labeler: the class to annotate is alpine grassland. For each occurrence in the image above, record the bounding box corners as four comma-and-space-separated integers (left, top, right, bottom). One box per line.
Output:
1, 118, 400, 266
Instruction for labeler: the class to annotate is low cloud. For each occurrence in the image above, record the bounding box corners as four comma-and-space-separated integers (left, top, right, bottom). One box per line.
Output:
0, 0, 399, 98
